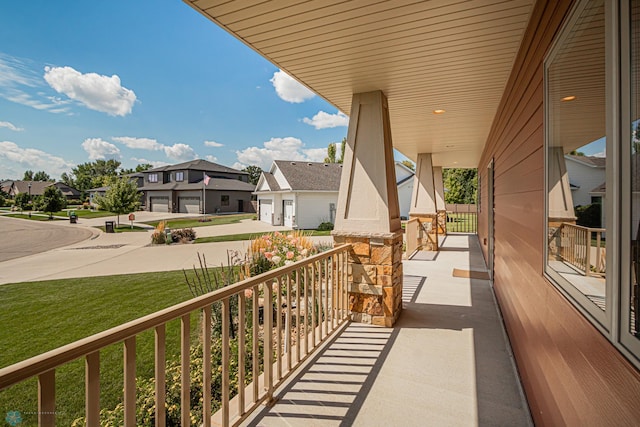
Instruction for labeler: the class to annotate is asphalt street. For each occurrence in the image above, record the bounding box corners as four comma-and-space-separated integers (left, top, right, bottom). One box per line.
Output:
0, 216, 94, 263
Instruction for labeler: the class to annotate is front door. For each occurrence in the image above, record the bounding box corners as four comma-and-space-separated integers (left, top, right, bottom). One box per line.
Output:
283, 200, 294, 227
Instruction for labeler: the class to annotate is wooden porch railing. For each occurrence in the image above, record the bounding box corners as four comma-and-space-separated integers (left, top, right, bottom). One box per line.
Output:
445, 204, 478, 233
559, 223, 606, 277
405, 217, 420, 258
0, 244, 351, 427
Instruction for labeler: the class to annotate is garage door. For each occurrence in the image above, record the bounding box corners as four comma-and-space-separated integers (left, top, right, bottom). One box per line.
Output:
179, 197, 200, 214
283, 200, 294, 227
260, 199, 272, 224
150, 197, 169, 213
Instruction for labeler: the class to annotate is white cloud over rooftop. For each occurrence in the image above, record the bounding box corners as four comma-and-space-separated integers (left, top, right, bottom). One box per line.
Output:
235, 136, 326, 170
303, 111, 349, 129
81, 138, 122, 160
44, 66, 137, 116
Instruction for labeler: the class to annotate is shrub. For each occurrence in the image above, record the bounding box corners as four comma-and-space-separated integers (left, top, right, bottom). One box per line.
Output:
317, 221, 334, 231
575, 203, 602, 228
0, 193, 4, 207
172, 228, 196, 243
249, 231, 316, 273
151, 221, 167, 244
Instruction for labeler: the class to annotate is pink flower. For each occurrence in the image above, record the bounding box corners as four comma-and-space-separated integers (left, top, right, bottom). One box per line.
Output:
286, 251, 294, 259
291, 238, 298, 245
265, 252, 273, 259
244, 289, 253, 298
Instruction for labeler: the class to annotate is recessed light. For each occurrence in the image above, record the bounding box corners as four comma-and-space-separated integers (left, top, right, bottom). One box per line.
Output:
561, 95, 576, 102
433, 109, 446, 114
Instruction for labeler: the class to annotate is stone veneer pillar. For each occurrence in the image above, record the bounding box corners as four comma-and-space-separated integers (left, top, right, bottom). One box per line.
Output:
332, 90, 403, 327
409, 153, 443, 250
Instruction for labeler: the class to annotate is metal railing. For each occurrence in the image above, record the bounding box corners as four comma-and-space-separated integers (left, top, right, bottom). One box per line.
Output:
559, 223, 606, 277
0, 245, 351, 427
445, 204, 477, 233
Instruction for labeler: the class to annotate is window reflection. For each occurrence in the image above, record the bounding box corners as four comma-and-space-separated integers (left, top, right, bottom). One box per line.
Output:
546, 0, 607, 313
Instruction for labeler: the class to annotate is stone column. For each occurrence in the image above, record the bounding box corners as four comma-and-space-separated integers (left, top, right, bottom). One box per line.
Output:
409, 153, 440, 250
333, 90, 403, 327
434, 166, 447, 235
548, 147, 577, 258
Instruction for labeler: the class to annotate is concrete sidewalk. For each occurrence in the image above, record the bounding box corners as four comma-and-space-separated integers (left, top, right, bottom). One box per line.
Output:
0, 219, 333, 285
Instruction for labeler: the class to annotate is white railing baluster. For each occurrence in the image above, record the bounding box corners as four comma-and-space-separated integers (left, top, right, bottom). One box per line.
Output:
85, 351, 100, 427
124, 337, 136, 427
203, 306, 212, 427
276, 276, 282, 380
264, 281, 273, 401
38, 369, 55, 427
286, 273, 292, 372
222, 299, 230, 427
155, 324, 166, 427
238, 293, 246, 417
180, 315, 190, 427
252, 284, 259, 403
295, 269, 301, 363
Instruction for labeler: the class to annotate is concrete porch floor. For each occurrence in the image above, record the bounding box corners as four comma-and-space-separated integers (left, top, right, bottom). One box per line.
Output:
242, 234, 532, 427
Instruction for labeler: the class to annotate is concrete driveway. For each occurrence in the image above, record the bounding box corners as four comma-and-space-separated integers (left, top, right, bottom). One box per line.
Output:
0, 216, 95, 263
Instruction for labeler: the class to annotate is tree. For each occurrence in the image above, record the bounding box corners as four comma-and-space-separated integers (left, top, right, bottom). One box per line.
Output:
242, 165, 263, 185
15, 192, 31, 211
325, 143, 337, 163
94, 176, 140, 226
60, 172, 75, 187
569, 150, 585, 156
324, 138, 346, 163
443, 168, 478, 204
66, 159, 122, 199
401, 160, 415, 171
135, 163, 153, 172
35, 186, 67, 219
33, 171, 52, 181
22, 170, 33, 181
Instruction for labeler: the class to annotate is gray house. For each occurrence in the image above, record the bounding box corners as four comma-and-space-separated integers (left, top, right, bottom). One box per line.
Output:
140, 159, 255, 214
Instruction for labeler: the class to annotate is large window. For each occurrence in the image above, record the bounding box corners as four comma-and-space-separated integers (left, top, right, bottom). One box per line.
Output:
148, 173, 158, 183
545, 0, 640, 367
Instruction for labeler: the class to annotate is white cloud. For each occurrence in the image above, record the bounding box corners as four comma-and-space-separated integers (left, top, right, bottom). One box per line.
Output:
44, 66, 136, 116
302, 111, 349, 129
235, 137, 326, 170
81, 138, 122, 160
0, 54, 72, 114
205, 155, 218, 162
270, 70, 315, 103
164, 143, 196, 161
0, 121, 23, 131
592, 151, 606, 157
0, 141, 74, 178
204, 140, 224, 147
113, 136, 163, 151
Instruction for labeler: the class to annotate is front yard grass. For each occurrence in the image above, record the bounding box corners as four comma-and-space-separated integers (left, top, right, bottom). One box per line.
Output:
95, 224, 149, 233
0, 270, 198, 426
4, 213, 66, 221
194, 229, 332, 243
144, 213, 255, 229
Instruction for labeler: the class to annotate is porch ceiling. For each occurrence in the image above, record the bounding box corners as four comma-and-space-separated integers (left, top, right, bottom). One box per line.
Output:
185, 0, 535, 168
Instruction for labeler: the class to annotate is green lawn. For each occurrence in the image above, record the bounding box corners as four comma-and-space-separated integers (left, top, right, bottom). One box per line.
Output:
0, 271, 199, 426
95, 224, 149, 233
194, 229, 332, 244
55, 209, 117, 218
144, 213, 255, 229
4, 213, 65, 221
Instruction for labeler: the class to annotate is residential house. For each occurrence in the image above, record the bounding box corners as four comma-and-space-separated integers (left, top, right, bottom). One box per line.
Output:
255, 161, 414, 228
1, 180, 80, 201
88, 173, 146, 209
565, 154, 606, 206
140, 159, 255, 214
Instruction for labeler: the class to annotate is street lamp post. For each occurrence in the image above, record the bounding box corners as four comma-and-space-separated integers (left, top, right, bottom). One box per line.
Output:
28, 182, 32, 217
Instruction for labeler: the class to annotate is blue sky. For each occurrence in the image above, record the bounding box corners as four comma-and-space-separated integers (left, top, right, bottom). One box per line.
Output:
0, 1, 350, 180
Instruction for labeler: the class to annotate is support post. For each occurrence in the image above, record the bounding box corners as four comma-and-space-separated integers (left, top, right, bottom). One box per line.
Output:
409, 153, 440, 250
333, 90, 403, 327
